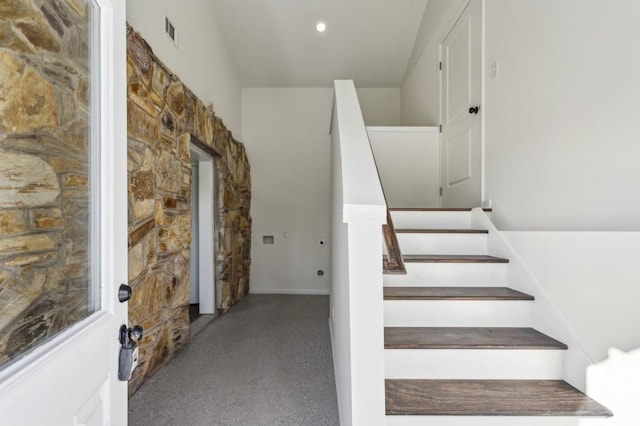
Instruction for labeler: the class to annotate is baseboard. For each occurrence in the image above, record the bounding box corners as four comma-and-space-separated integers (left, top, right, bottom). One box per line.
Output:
249, 288, 330, 295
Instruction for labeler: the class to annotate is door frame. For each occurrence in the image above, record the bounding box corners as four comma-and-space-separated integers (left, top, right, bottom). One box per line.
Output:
190, 144, 216, 314
437, 0, 485, 206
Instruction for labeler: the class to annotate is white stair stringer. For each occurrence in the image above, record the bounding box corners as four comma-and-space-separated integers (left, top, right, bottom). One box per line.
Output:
384, 300, 532, 327
385, 348, 564, 380
390, 210, 472, 229
383, 262, 508, 287
396, 232, 487, 255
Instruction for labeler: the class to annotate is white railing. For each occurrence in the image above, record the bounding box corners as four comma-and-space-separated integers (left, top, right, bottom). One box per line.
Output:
329, 80, 386, 426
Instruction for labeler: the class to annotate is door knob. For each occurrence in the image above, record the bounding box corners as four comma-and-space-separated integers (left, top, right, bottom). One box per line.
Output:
469, 106, 480, 114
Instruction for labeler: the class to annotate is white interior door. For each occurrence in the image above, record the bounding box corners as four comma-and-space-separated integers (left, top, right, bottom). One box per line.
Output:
440, 0, 482, 208
0, 1, 128, 424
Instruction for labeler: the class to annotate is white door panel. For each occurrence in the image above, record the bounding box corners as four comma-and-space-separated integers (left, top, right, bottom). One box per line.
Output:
0, 0, 128, 424
441, 0, 482, 208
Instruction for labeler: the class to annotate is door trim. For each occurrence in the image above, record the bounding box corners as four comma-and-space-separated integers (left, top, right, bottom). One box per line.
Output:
190, 144, 216, 314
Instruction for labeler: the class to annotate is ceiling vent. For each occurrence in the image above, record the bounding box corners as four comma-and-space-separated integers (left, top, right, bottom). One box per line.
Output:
165, 17, 177, 45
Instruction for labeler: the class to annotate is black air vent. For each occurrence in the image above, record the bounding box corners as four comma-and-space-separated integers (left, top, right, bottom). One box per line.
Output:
165, 17, 177, 43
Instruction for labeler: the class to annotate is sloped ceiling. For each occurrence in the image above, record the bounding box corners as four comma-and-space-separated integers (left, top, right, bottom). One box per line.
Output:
212, 0, 429, 88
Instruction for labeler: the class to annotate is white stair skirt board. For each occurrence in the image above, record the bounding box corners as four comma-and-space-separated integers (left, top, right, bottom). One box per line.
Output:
383, 263, 508, 287
397, 233, 488, 255
390, 211, 472, 229
384, 300, 532, 327
385, 416, 581, 426
385, 349, 563, 380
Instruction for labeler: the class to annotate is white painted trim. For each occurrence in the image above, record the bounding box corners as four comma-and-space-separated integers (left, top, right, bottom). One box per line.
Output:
250, 289, 330, 296
366, 126, 439, 133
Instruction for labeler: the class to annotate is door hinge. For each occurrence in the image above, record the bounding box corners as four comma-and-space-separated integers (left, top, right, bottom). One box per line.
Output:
439, 187, 443, 196
439, 124, 442, 133
439, 61, 442, 71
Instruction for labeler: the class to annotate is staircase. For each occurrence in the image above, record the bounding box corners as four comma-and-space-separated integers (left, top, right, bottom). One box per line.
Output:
382, 208, 612, 425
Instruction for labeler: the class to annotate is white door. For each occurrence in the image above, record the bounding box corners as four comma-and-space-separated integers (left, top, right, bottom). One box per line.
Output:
440, 0, 482, 208
0, 1, 128, 425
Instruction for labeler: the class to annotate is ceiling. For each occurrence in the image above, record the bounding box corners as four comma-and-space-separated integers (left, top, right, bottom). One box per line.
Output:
211, 0, 429, 88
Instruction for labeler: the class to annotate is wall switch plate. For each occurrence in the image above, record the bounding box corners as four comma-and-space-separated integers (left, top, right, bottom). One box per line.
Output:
491, 60, 499, 78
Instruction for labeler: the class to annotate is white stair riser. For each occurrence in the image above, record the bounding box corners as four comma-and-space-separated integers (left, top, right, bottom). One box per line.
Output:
384, 300, 532, 327
385, 349, 563, 380
397, 233, 488, 255
391, 211, 472, 229
385, 416, 580, 426
384, 263, 508, 287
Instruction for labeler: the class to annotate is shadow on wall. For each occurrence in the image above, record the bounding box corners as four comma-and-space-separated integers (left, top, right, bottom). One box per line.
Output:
582, 347, 640, 425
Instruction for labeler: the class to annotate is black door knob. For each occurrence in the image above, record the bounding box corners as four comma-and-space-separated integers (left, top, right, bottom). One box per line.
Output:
469, 106, 480, 114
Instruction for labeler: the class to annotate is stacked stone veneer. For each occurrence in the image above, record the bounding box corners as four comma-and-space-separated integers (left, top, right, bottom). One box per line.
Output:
126, 27, 251, 394
0, 0, 93, 365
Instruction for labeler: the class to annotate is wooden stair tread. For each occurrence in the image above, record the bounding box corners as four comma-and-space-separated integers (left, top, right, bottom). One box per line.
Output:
383, 287, 534, 301
402, 254, 509, 263
395, 228, 488, 234
384, 327, 567, 350
385, 379, 613, 417
390, 207, 492, 212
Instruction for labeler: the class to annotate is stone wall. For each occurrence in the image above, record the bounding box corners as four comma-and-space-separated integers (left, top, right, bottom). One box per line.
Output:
126, 27, 251, 395
0, 0, 93, 366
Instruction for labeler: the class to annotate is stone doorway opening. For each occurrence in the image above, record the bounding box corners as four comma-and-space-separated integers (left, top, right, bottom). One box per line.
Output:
189, 144, 217, 325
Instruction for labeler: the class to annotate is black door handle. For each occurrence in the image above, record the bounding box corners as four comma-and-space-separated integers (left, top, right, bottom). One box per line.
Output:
469, 106, 480, 114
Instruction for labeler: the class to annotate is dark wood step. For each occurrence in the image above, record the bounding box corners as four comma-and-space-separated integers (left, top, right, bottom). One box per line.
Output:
386, 379, 612, 417
402, 254, 509, 263
383, 287, 534, 301
389, 207, 492, 212
396, 229, 488, 234
384, 327, 567, 350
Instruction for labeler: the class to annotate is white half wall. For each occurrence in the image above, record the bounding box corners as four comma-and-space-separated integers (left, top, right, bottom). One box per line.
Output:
484, 0, 640, 230
126, 0, 242, 137
501, 231, 640, 364
241, 88, 401, 294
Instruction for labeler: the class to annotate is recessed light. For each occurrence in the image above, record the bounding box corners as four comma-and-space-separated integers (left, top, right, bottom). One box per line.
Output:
316, 22, 326, 33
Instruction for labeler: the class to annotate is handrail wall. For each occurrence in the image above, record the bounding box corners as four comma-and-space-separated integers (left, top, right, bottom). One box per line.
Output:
329, 80, 386, 426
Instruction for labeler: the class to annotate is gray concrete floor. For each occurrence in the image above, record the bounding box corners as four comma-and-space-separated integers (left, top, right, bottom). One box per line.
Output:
128, 294, 340, 426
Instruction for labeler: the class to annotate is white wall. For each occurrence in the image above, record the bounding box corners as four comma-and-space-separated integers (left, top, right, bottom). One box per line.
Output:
484, 0, 640, 230
355, 88, 401, 126
402, 0, 640, 230
242, 88, 333, 294
368, 127, 440, 207
126, 0, 242, 137
242, 88, 400, 294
